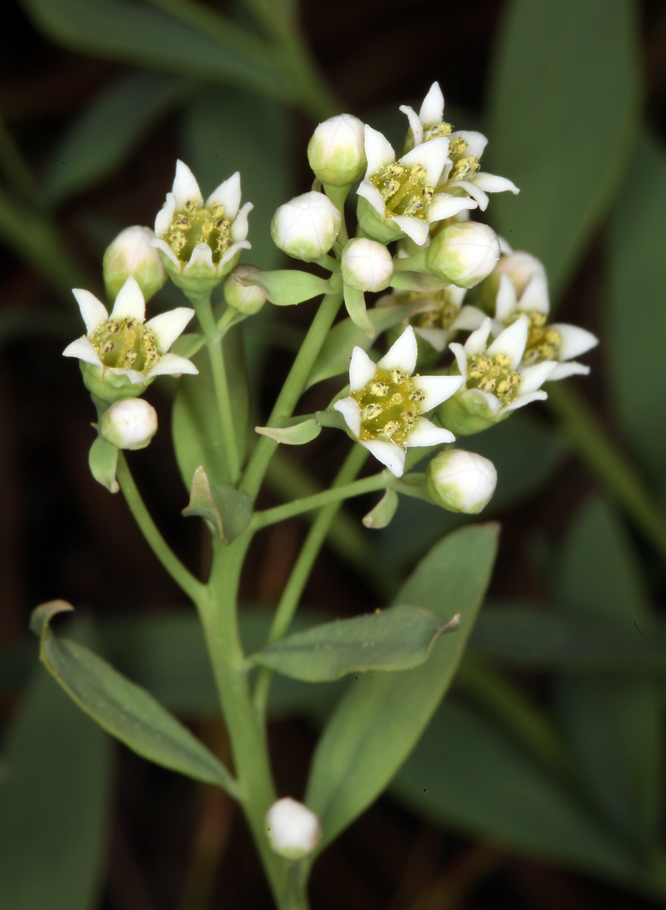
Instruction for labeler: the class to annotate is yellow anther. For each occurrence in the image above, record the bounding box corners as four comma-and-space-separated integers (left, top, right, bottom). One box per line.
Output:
371, 381, 388, 397
391, 393, 403, 405
495, 353, 510, 368
382, 420, 400, 438
392, 369, 407, 384
449, 137, 467, 158
362, 403, 383, 420
425, 121, 453, 141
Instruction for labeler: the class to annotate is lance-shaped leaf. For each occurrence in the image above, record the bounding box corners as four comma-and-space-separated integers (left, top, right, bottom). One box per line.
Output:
88, 435, 118, 493
240, 269, 331, 306
255, 419, 321, 445
31, 601, 239, 797
343, 284, 374, 337
182, 465, 253, 544
250, 605, 459, 682
363, 488, 399, 529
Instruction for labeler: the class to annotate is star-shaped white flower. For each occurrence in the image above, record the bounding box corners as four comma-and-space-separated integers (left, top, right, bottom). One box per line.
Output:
356, 126, 476, 246
63, 276, 198, 386
378, 284, 486, 353
400, 83, 519, 212
333, 326, 463, 477
492, 274, 598, 380
151, 160, 253, 281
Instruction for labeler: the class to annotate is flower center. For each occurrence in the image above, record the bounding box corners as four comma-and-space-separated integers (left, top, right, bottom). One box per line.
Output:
90, 318, 160, 373
518, 311, 562, 366
411, 289, 459, 332
164, 199, 232, 265
466, 352, 521, 402
423, 121, 453, 142
371, 162, 434, 220
352, 366, 425, 446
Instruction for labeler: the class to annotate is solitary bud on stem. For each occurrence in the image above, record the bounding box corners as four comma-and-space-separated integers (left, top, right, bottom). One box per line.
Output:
265, 798, 321, 860
103, 226, 166, 303
341, 238, 394, 292
271, 192, 341, 262
100, 398, 158, 450
425, 448, 497, 513
223, 265, 267, 315
307, 114, 366, 186
426, 221, 500, 289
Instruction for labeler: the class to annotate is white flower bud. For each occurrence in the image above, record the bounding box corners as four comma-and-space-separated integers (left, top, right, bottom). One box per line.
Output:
425, 449, 497, 514
223, 265, 267, 315
492, 251, 547, 298
341, 238, 394, 292
103, 226, 166, 303
100, 398, 158, 450
426, 222, 500, 289
271, 192, 341, 262
265, 798, 321, 860
307, 114, 366, 186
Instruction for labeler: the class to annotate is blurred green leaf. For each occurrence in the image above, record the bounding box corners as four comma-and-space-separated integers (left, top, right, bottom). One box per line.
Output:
32, 601, 238, 794
181, 87, 293, 271
43, 70, 192, 205
305, 524, 498, 850
607, 132, 666, 483
0, 658, 111, 910
487, 0, 641, 298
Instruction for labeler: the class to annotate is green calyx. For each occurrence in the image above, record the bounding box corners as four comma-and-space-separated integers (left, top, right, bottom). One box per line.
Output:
438, 392, 501, 436
352, 367, 425, 446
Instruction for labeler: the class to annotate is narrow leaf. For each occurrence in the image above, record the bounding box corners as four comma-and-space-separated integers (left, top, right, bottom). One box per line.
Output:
363, 488, 399, 529
343, 284, 374, 337
255, 419, 321, 445
182, 465, 224, 538
88, 435, 118, 494
244, 269, 331, 306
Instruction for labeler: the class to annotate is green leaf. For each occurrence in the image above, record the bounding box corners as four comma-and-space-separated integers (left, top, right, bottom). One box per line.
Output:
182, 466, 253, 543
343, 284, 373, 337
305, 524, 499, 849
362, 488, 399, 529
31, 601, 239, 796
487, 0, 642, 298
244, 269, 331, 306
88, 434, 118, 494
251, 605, 459, 682
43, 70, 190, 205
0, 651, 111, 910
255, 419, 322, 445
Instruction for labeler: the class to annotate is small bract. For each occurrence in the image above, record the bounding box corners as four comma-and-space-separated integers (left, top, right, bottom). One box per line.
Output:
307, 113, 366, 186
271, 191, 341, 262
265, 798, 321, 860
103, 225, 166, 303
100, 398, 158, 450
425, 449, 497, 514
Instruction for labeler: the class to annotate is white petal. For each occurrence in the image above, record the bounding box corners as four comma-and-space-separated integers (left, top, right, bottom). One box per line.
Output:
472, 172, 519, 195
518, 275, 550, 315
450, 131, 488, 160
154, 191, 176, 238
183, 243, 216, 276
495, 274, 517, 322
419, 83, 445, 127
487, 316, 527, 369
400, 136, 449, 186
399, 105, 423, 147
414, 327, 449, 352
405, 416, 455, 447
501, 390, 547, 414
150, 236, 180, 268
206, 171, 241, 219
449, 342, 468, 379
391, 215, 430, 245
378, 325, 417, 374
451, 305, 486, 332
428, 193, 477, 221
460, 387, 501, 417
361, 439, 405, 477
230, 201, 253, 242
107, 366, 146, 385
552, 324, 599, 361
172, 160, 202, 209
349, 347, 377, 392
464, 318, 492, 356
147, 353, 199, 378
447, 285, 467, 308
498, 234, 513, 254
356, 179, 386, 217
548, 361, 591, 380
217, 239, 251, 273
62, 336, 102, 367
145, 307, 195, 353
364, 125, 395, 176
72, 288, 108, 335
413, 374, 464, 411
452, 179, 489, 211
518, 361, 557, 394
110, 276, 145, 323
332, 397, 361, 437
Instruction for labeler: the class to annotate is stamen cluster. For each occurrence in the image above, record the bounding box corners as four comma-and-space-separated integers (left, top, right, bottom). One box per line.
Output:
370, 162, 434, 220
352, 367, 426, 446
466, 351, 521, 403
166, 200, 232, 265
521, 311, 562, 365
91, 318, 160, 373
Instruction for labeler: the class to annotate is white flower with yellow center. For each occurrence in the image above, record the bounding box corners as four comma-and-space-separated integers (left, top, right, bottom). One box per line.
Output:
492, 273, 598, 380
151, 160, 253, 290
333, 326, 463, 477
400, 83, 519, 212
356, 126, 476, 247
63, 276, 197, 402
378, 284, 486, 353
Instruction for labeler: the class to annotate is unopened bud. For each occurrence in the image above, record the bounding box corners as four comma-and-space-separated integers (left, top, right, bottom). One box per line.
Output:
223, 265, 267, 315
271, 192, 341, 262
425, 449, 497, 514
493, 251, 547, 298
103, 226, 166, 303
100, 398, 158, 450
265, 798, 321, 860
307, 114, 366, 186
341, 238, 393, 292
426, 222, 500, 289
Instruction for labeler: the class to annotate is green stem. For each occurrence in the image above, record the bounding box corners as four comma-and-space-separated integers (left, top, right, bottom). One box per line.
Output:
240, 291, 343, 500
115, 453, 206, 604
547, 383, 666, 562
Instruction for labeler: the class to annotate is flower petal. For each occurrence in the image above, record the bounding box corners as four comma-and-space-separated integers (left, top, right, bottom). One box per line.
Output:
150, 236, 180, 268
147, 353, 199, 378
472, 172, 519, 195
183, 243, 216, 276
419, 82, 445, 127
72, 288, 108, 335
405, 416, 455, 447
501, 389, 547, 414
62, 336, 102, 367
110, 276, 145, 323
452, 180, 489, 211
332, 397, 361, 437
145, 307, 195, 353
428, 193, 477, 221
154, 192, 176, 238
518, 360, 557, 394
391, 215, 430, 245
206, 171, 241, 220
451, 305, 487, 332
495, 274, 517, 322
356, 179, 386, 217
498, 234, 513, 254
349, 346, 377, 392
518, 275, 550, 314
414, 327, 449, 352
107, 366, 146, 385
230, 201, 253, 242
449, 342, 468, 379
548, 361, 591, 380
413, 374, 464, 411
400, 136, 449, 186
450, 131, 488, 160
217, 239, 251, 273
364, 125, 395, 176
487, 315, 527, 369
399, 105, 423, 147
378, 325, 417, 374
172, 160, 202, 209
464, 318, 492, 356
552, 323, 599, 361
361, 439, 405, 477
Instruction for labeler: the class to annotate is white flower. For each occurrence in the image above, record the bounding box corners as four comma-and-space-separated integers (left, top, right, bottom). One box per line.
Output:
151, 160, 253, 285
492, 274, 598, 380
400, 82, 519, 212
425, 449, 497, 514
103, 225, 166, 303
377, 284, 486, 353
492, 251, 548, 299
307, 114, 366, 186
100, 398, 158, 450
333, 326, 463, 477
63, 276, 197, 401
223, 265, 267, 315
341, 238, 394, 292
271, 191, 341, 262
356, 125, 476, 247
426, 221, 501, 289
265, 798, 321, 860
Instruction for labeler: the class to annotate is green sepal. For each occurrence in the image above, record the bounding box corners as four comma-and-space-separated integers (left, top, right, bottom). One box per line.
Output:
239, 269, 331, 306
249, 604, 460, 682
356, 197, 404, 244
81, 361, 147, 404
88, 435, 119, 493
182, 465, 252, 544
157, 249, 230, 298
315, 409, 349, 433
255, 419, 321, 445
438, 393, 502, 436
343, 284, 374, 337
362, 488, 399, 529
